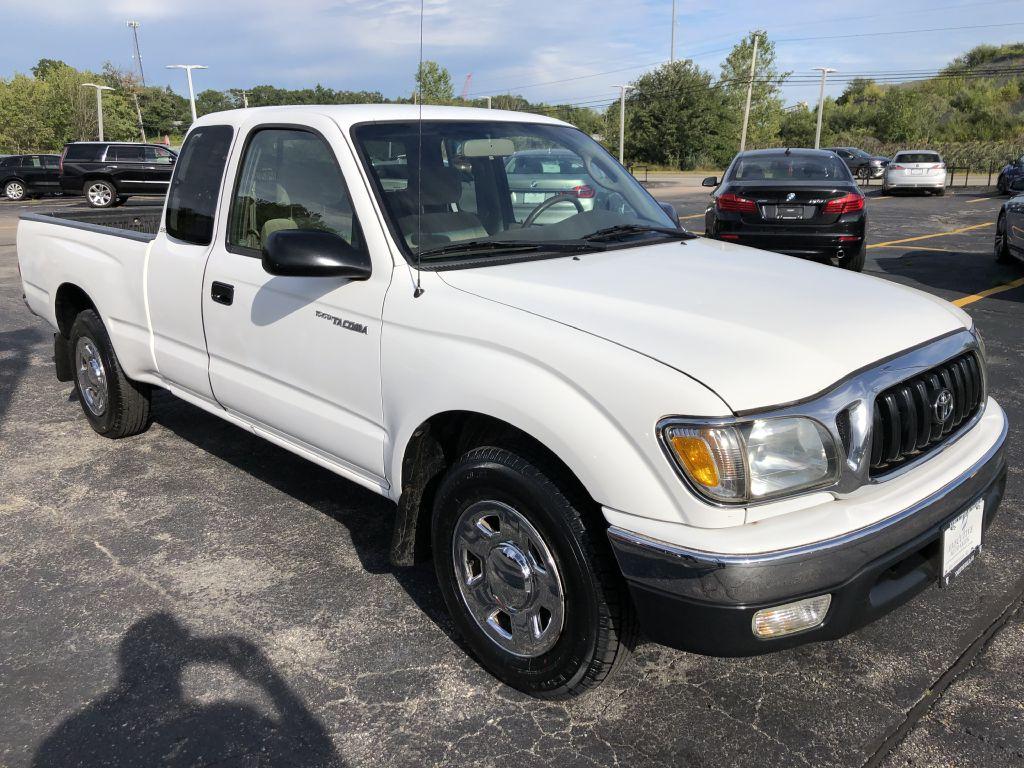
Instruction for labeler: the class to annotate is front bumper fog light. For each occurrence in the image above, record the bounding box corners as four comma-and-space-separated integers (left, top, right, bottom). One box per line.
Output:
752, 595, 832, 639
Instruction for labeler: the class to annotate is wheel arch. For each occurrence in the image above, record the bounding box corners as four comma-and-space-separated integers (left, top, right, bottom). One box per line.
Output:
390, 410, 594, 567
54, 282, 99, 338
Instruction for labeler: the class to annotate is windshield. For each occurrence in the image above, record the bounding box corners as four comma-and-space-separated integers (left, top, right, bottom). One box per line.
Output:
352, 120, 676, 264
847, 148, 872, 158
728, 153, 852, 182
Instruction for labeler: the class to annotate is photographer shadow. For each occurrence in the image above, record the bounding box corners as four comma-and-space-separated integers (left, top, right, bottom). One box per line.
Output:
32, 613, 344, 767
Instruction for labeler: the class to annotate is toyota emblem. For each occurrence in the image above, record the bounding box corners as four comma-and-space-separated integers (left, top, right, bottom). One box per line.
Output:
933, 389, 954, 423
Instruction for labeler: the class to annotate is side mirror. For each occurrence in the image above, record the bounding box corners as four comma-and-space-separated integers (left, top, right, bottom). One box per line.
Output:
658, 202, 681, 228
702, 176, 719, 188
1010, 178, 1024, 193
262, 229, 372, 279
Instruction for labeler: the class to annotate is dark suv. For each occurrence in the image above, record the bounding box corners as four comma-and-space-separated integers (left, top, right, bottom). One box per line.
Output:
2, 154, 62, 200
59, 142, 177, 208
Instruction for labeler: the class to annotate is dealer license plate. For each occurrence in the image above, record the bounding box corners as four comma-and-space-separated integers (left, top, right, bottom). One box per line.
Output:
911, 168, 924, 175
777, 205, 804, 219
941, 498, 984, 586
523, 192, 546, 204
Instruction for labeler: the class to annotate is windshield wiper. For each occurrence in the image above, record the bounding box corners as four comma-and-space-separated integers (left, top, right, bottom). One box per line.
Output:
416, 239, 603, 261
580, 224, 698, 243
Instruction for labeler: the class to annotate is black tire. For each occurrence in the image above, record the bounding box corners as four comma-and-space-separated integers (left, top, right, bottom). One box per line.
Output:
935, 187, 946, 197
995, 213, 1013, 263
84, 179, 117, 208
856, 166, 870, 180
68, 309, 152, 438
432, 446, 635, 699
4, 179, 26, 201
842, 242, 867, 272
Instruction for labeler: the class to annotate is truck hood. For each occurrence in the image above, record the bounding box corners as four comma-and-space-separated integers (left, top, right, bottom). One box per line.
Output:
439, 238, 968, 412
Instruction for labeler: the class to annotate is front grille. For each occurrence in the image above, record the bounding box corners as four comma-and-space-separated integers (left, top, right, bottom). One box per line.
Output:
870, 352, 983, 477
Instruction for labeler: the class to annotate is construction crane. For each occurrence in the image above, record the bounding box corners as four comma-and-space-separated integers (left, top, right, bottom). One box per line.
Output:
460, 73, 473, 100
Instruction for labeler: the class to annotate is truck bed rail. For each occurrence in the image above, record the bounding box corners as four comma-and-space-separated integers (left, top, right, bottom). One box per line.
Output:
19, 208, 161, 243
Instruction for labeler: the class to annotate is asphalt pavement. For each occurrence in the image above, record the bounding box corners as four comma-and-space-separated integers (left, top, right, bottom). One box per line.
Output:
0, 189, 1021, 767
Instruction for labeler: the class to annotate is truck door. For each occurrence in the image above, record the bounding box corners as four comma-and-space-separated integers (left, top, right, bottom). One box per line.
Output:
201, 118, 392, 485
147, 124, 236, 402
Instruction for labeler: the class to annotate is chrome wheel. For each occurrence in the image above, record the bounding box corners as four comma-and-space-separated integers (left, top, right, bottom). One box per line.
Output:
87, 182, 113, 207
452, 500, 565, 658
5, 181, 25, 200
75, 336, 108, 416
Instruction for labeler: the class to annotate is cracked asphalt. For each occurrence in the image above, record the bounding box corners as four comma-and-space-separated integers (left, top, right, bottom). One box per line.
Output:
1, 187, 1022, 767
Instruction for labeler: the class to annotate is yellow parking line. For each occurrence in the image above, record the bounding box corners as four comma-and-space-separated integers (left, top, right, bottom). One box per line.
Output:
965, 197, 994, 204
953, 277, 1024, 307
872, 244, 953, 252
679, 212, 705, 220
867, 222, 991, 249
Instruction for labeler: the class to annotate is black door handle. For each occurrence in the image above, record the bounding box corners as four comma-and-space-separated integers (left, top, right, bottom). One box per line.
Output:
211, 281, 234, 306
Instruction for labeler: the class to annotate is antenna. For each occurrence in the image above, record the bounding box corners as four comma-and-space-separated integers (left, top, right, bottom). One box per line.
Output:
413, 0, 425, 298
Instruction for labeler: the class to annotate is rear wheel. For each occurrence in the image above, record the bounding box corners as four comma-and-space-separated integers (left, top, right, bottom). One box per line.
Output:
995, 213, 1013, 263
68, 309, 152, 438
935, 187, 946, 197
432, 446, 635, 698
842, 242, 866, 272
4, 180, 26, 201
84, 180, 117, 208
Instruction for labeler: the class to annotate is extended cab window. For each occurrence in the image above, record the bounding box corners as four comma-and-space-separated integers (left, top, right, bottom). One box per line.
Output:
228, 128, 364, 254
166, 125, 233, 246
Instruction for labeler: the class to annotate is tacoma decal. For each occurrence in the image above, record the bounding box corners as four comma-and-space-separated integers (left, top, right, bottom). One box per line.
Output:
315, 310, 368, 334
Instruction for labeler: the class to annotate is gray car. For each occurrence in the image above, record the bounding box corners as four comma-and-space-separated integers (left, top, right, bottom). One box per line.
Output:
505, 149, 597, 224
826, 147, 889, 179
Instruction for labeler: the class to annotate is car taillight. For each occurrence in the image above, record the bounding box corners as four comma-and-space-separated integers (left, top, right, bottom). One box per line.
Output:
716, 193, 757, 213
570, 184, 595, 199
931, 164, 945, 170
822, 193, 865, 214
889, 164, 905, 171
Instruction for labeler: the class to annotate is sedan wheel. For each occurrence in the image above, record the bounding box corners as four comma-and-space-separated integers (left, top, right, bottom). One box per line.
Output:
85, 181, 115, 208
4, 181, 25, 201
996, 214, 1013, 263
856, 166, 871, 180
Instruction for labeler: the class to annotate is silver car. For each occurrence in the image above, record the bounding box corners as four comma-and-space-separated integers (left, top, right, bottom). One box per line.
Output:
882, 150, 947, 195
505, 149, 597, 224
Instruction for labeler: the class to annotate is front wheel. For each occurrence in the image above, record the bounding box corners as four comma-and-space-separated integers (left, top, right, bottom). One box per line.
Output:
432, 446, 635, 698
84, 180, 117, 208
856, 166, 870, 180
4, 180, 26, 200
68, 309, 152, 437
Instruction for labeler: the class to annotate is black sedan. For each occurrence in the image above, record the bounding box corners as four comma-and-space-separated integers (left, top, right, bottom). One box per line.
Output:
995, 176, 1024, 266
703, 148, 867, 271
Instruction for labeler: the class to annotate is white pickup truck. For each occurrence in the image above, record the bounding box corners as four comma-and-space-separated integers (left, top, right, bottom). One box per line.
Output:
18, 106, 1008, 699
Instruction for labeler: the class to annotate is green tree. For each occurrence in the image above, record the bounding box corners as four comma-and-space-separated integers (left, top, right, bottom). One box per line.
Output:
415, 61, 454, 104
778, 104, 817, 147
718, 32, 788, 152
196, 89, 235, 116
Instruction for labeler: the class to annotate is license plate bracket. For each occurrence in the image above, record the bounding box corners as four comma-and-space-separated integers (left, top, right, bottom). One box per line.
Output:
523, 192, 546, 204
941, 498, 984, 586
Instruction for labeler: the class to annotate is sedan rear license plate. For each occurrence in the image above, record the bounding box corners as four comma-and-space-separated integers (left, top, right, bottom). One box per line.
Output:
941, 498, 984, 586
523, 192, 546, 203
911, 168, 925, 175
776, 205, 804, 219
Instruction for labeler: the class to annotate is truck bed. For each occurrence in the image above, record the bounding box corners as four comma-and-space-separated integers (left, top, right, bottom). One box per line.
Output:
20, 207, 161, 241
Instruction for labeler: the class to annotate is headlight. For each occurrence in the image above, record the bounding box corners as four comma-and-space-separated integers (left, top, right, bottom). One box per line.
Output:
662, 417, 839, 504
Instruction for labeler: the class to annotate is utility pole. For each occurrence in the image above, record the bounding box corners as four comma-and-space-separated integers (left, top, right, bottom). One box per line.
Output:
813, 67, 836, 149
131, 91, 147, 142
81, 83, 114, 141
487, 96, 492, 109
739, 32, 759, 153
127, 21, 145, 85
670, 0, 676, 63
241, 90, 249, 109
166, 64, 207, 122
614, 85, 633, 165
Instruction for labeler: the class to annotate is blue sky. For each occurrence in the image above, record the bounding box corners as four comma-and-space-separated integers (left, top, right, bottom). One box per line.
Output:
0, 0, 1020, 109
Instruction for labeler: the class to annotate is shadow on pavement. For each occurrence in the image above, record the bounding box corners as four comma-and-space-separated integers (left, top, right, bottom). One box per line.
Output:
31, 613, 344, 767
873, 248, 1024, 303
0, 326, 48, 426
149, 390, 456, 638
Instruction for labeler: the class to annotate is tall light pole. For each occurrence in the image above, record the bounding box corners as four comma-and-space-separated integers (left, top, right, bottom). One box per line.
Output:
670, 0, 676, 63
127, 20, 145, 85
614, 85, 634, 165
166, 64, 207, 122
81, 83, 115, 141
813, 67, 836, 149
739, 32, 760, 152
